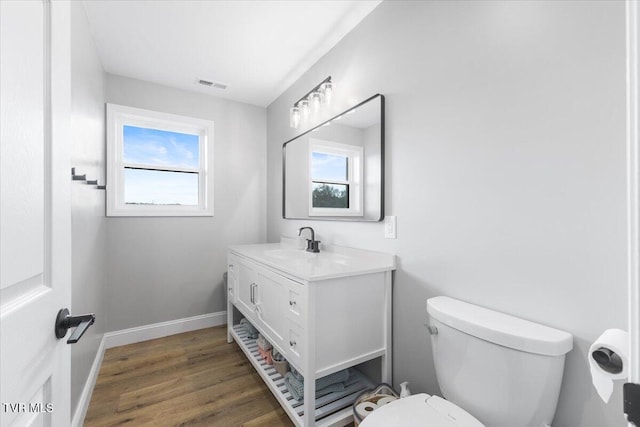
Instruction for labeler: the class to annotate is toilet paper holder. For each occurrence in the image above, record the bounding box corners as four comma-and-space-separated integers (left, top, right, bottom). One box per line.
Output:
591, 347, 624, 374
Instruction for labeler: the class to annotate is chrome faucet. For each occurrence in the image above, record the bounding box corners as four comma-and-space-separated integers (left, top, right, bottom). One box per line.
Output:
298, 227, 320, 253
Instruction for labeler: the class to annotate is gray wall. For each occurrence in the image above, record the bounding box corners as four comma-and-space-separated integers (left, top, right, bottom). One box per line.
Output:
266, 1, 628, 426
70, 1, 106, 415
104, 74, 267, 331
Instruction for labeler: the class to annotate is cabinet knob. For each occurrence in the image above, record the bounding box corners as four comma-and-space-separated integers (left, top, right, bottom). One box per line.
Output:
289, 300, 296, 306
289, 340, 296, 348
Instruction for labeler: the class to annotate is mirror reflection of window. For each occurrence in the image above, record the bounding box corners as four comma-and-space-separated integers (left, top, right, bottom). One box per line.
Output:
308, 140, 363, 216
311, 152, 348, 181
311, 152, 350, 208
312, 183, 349, 208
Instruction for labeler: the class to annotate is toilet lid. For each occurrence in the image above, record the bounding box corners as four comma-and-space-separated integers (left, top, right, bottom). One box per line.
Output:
359, 393, 484, 427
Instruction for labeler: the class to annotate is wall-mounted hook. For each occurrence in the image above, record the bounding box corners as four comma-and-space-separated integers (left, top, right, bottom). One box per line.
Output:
71, 167, 105, 190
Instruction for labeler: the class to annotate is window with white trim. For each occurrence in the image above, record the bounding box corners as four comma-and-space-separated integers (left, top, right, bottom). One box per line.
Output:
106, 104, 214, 216
308, 139, 363, 216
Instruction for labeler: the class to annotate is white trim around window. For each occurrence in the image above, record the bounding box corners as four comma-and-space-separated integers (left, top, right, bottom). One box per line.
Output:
106, 103, 214, 217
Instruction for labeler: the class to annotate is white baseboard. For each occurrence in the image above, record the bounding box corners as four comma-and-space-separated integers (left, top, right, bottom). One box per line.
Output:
104, 311, 227, 349
71, 337, 105, 427
71, 311, 227, 426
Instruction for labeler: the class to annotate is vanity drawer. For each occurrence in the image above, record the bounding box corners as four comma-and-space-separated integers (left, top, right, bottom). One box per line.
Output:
287, 281, 306, 327
286, 322, 305, 369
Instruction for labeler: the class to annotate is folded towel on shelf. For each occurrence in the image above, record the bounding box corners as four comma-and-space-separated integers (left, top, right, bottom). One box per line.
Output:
291, 367, 304, 382
317, 369, 349, 391
256, 334, 272, 351
239, 318, 258, 339
284, 368, 350, 402
317, 382, 345, 398
284, 372, 304, 401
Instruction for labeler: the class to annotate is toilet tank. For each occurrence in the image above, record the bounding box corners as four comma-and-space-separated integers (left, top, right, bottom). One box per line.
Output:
427, 297, 573, 427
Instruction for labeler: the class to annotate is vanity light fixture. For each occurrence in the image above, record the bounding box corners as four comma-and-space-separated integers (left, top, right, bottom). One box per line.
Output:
290, 106, 300, 128
310, 91, 322, 112
289, 76, 333, 129
299, 99, 310, 120
321, 81, 333, 105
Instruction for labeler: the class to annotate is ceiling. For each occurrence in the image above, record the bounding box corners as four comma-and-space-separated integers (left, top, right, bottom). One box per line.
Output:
82, 0, 382, 107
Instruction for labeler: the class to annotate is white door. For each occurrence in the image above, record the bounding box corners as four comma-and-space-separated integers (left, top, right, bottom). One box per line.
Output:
626, 2, 640, 425
1, 1, 71, 426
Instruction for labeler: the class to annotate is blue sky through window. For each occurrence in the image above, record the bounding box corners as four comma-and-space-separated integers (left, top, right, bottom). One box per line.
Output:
311, 152, 347, 182
123, 125, 200, 205
124, 169, 198, 206
123, 125, 199, 168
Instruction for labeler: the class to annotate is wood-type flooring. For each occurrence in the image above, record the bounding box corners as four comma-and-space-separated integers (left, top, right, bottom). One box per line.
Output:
84, 326, 294, 426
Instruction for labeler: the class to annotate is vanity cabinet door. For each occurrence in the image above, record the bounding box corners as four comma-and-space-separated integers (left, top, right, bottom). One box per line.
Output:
254, 267, 293, 354
235, 257, 258, 321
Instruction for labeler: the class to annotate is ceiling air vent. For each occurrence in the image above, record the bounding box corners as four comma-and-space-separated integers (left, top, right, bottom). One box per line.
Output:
197, 78, 227, 90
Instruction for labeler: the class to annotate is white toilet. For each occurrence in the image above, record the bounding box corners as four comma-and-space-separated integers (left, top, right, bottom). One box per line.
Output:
361, 296, 573, 427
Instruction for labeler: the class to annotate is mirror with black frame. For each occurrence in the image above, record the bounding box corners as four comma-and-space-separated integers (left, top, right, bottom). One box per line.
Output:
283, 94, 384, 221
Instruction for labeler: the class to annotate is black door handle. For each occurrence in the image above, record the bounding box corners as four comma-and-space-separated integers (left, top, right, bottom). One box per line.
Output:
55, 308, 95, 344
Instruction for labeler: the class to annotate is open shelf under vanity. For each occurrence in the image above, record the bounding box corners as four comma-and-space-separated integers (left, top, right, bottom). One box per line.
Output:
231, 323, 374, 426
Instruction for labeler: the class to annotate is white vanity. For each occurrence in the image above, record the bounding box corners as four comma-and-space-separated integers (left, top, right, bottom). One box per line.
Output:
226, 241, 395, 427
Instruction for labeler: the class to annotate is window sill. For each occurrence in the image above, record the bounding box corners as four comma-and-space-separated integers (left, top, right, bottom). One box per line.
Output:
107, 207, 214, 217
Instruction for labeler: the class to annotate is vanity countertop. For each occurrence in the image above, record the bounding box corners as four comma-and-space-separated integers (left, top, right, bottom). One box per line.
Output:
228, 243, 396, 281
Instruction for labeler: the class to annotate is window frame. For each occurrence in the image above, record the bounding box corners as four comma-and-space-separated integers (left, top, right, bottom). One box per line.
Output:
106, 103, 214, 217
308, 139, 364, 217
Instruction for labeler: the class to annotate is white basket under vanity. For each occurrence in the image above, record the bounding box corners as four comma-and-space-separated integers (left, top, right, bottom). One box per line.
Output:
226, 242, 395, 427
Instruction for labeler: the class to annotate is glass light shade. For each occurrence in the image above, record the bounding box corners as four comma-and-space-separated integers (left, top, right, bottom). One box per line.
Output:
321, 82, 333, 105
289, 107, 300, 128
310, 91, 321, 112
299, 99, 309, 120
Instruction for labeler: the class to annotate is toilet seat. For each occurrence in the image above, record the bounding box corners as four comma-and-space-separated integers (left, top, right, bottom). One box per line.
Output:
359, 393, 484, 427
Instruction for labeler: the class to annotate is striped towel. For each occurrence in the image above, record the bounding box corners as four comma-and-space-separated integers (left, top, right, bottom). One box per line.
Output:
284, 368, 350, 401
